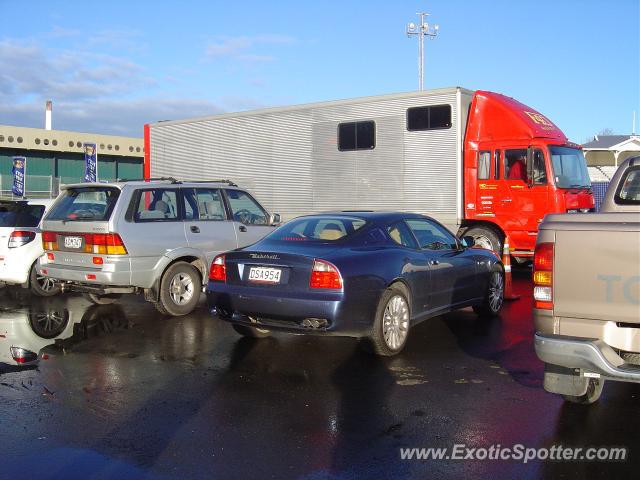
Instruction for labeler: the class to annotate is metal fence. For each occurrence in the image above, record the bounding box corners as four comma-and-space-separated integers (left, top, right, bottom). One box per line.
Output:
592, 181, 610, 212
0, 175, 62, 200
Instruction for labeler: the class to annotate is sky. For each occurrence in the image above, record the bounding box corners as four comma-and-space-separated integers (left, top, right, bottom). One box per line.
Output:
0, 0, 638, 143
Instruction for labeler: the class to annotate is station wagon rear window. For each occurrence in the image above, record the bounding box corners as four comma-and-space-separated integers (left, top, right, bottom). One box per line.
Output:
268, 216, 367, 242
47, 187, 120, 222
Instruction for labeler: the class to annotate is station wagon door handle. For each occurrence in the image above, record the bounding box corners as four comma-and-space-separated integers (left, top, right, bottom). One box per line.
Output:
239, 225, 247, 232
190, 226, 200, 233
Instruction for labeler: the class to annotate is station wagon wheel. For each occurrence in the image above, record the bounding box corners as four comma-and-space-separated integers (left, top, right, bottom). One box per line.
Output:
473, 271, 504, 318
363, 283, 411, 356
29, 263, 61, 297
155, 262, 202, 316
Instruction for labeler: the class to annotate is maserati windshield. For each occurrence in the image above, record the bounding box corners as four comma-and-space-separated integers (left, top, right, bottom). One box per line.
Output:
550, 146, 591, 189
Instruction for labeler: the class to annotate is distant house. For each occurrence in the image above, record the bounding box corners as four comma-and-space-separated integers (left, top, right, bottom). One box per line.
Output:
582, 134, 640, 167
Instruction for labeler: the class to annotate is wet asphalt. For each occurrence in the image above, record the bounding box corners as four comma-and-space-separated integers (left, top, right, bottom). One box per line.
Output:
0, 270, 638, 480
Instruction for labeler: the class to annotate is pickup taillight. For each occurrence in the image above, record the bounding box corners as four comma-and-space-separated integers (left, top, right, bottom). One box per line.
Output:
8, 230, 36, 248
533, 242, 554, 310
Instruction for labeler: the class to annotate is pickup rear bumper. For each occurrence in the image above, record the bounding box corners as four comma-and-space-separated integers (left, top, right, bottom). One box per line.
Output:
535, 333, 640, 383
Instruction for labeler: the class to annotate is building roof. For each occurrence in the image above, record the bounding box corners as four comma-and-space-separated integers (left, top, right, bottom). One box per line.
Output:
582, 135, 634, 149
0, 124, 144, 157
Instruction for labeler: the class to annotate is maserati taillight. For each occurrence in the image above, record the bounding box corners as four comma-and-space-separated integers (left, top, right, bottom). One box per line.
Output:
310, 259, 342, 289
209, 255, 226, 282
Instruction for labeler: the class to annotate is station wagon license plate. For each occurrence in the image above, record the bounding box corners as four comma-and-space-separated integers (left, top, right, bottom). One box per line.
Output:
63, 236, 83, 249
248, 267, 282, 283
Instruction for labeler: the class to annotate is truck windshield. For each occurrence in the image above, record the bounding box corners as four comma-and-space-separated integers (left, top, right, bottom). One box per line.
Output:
47, 187, 120, 222
549, 146, 591, 189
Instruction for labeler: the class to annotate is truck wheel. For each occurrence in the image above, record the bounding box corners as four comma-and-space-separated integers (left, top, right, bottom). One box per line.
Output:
29, 263, 61, 297
362, 283, 411, 356
473, 271, 504, 318
562, 378, 604, 405
464, 226, 503, 255
232, 323, 271, 338
86, 293, 122, 305
155, 262, 202, 316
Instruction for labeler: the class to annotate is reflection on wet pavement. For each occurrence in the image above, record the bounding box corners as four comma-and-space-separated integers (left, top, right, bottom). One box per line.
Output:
0, 270, 637, 479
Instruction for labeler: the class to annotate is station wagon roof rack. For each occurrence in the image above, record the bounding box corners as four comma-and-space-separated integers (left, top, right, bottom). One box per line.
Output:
114, 177, 238, 186
181, 179, 238, 186
116, 177, 179, 183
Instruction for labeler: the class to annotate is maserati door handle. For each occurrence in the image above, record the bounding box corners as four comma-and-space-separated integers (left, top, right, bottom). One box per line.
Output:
190, 226, 200, 233
239, 225, 247, 232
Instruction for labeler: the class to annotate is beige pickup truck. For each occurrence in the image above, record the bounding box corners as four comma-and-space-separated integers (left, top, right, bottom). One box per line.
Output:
533, 156, 640, 404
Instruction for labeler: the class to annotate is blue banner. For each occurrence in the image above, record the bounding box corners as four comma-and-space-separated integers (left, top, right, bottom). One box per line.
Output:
11, 156, 26, 197
83, 142, 98, 182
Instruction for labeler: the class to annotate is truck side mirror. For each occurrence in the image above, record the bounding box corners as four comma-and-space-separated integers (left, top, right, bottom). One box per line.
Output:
526, 147, 535, 187
461, 236, 475, 248
270, 213, 281, 225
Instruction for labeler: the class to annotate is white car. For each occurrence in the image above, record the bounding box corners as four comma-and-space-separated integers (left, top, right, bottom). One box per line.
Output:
0, 294, 94, 366
0, 199, 60, 296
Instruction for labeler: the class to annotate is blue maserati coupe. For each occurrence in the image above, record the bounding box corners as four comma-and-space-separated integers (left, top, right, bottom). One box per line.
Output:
207, 212, 504, 356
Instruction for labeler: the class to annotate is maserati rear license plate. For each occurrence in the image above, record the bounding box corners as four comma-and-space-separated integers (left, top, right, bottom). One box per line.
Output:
64, 236, 83, 249
248, 267, 282, 283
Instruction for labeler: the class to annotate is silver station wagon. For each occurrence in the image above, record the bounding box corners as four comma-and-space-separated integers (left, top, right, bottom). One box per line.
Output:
38, 179, 279, 316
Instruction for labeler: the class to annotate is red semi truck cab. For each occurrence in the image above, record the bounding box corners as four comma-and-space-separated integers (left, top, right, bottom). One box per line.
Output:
461, 91, 594, 258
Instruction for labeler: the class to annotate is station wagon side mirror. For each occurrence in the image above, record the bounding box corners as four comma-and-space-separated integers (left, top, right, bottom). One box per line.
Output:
270, 213, 281, 225
461, 236, 475, 248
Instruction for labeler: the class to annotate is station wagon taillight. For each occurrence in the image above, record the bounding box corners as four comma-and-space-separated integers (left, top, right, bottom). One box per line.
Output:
310, 259, 343, 289
42, 231, 128, 255
533, 242, 554, 310
8, 230, 36, 248
209, 255, 226, 282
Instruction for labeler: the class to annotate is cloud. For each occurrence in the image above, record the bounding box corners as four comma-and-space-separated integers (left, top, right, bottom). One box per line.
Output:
204, 34, 295, 62
0, 33, 267, 137
0, 40, 154, 101
0, 97, 229, 137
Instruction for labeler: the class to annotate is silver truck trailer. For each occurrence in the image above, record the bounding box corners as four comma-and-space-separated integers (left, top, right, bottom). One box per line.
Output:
146, 87, 472, 230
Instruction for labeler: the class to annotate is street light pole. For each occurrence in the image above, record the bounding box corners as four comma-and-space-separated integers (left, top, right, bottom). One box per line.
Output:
406, 12, 439, 91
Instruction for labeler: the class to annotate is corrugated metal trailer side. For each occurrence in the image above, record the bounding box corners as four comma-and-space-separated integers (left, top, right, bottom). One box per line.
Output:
149, 87, 473, 227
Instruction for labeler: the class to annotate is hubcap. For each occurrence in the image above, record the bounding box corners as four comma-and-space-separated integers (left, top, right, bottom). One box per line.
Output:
489, 272, 504, 312
33, 310, 66, 337
382, 295, 409, 350
36, 273, 56, 291
169, 272, 194, 305
474, 235, 494, 251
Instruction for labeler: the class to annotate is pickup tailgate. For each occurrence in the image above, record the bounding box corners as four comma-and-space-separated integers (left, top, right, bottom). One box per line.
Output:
552, 215, 640, 324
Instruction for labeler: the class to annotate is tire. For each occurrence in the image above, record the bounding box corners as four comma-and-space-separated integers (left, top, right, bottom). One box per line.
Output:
86, 293, 122, 305
232, 322, 271, 338
154, 262, 202, 316
463, 226, 503, 255
29, 308, 69, 338
29, 263, 61, 297
363, 283, 411, 356
563, 378, 604, 405
473, 270, 505, 318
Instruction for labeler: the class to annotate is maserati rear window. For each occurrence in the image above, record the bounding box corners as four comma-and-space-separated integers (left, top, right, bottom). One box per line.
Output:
269, 216, 367, 242
47, 187, 120, 222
